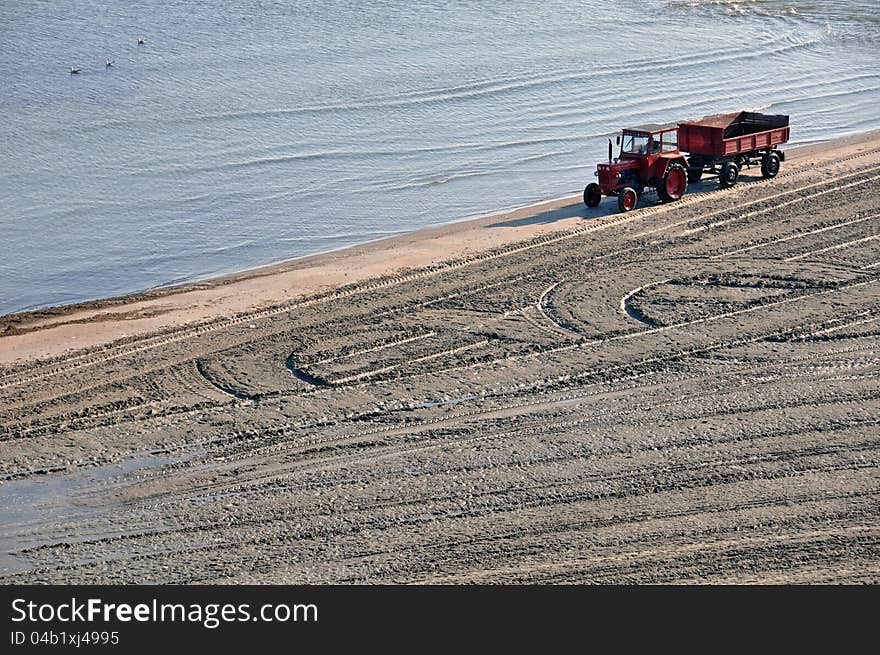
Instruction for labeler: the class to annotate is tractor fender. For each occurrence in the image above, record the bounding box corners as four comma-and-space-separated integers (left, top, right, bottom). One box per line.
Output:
663, 157, 689, 175
652, 157, 689, 188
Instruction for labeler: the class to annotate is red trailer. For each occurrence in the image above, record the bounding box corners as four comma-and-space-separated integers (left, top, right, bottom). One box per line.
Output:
678, 111, 789, 188
583, 111, 790, 212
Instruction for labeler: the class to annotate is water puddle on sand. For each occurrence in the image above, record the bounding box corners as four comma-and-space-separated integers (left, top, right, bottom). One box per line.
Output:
0, 454, 181, 575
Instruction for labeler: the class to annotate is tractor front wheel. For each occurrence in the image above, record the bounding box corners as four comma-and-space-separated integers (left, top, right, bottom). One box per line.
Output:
584, 182, 602, 208
719, 161, 739, 188
617, 187, 638, 213
761, 152, 780, 178
657, 162, 688, 203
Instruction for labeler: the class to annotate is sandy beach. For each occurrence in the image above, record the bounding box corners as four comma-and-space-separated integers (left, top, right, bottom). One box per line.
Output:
1, 131, 879, 583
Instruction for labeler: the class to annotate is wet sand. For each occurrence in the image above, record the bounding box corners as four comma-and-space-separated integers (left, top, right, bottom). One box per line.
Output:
1, 131, 879, 583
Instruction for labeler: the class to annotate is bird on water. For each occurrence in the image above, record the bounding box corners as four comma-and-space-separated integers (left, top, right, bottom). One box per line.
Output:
70, 67, 81, 74
106, 58, 114, 67
137, 37, 145, 44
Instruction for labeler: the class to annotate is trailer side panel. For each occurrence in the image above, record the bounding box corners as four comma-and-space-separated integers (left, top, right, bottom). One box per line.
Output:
720, 127, 790, 155
679, 112, 789, 157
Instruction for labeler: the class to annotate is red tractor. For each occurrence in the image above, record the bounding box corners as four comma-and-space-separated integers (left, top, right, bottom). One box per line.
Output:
584, 123, 688, 213
584, 112, 790, 212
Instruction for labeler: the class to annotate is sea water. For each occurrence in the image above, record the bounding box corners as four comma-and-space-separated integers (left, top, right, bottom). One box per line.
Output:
1, 0, 878, 315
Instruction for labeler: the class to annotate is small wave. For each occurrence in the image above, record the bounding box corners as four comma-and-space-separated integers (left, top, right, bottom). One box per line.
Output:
375, 167, 505, 193
274, 229, 402, 244
771, 85, 880, 110
667, 0, 803, 20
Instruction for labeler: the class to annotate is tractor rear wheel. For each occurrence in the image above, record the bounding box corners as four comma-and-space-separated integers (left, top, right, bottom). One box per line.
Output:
617, 187, 638, 213
584, 182, 602, 208
657, 162, 688, 203
719, 161, 739, 188
687, 168, 703, 183
761, 152, 780, 178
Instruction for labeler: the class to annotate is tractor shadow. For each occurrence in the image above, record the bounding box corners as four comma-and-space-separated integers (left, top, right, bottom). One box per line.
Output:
485, 174, 753, 230
486, 199, 612, 228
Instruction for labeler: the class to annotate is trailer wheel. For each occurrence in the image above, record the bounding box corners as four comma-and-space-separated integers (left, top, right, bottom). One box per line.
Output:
657, 162, 688, 203
584, 182, 602, 208
719, 161, 739, 188
617, 187, 638, 213
687, 168, 703, 183
761, 152, 780, 178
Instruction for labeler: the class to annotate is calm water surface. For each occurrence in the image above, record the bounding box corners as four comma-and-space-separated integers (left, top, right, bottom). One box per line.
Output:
1, 0, 878, 315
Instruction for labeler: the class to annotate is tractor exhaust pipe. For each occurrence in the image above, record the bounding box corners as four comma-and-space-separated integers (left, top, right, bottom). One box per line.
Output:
608, 138, 612, 162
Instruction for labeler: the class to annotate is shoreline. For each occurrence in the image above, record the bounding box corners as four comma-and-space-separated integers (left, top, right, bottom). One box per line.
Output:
2, 129, 878, 365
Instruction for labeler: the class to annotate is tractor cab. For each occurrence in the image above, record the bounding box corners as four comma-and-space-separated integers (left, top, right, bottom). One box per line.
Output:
586, 123, 689, 213
618, 126, 680, 160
